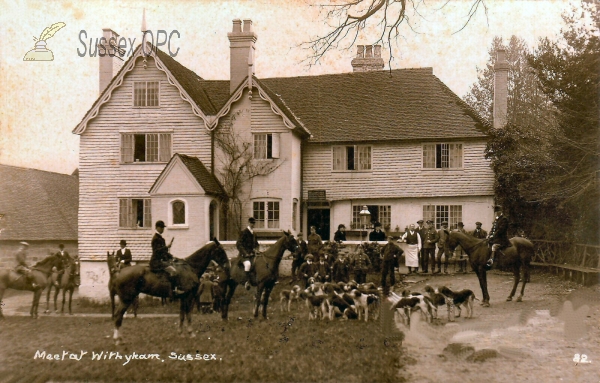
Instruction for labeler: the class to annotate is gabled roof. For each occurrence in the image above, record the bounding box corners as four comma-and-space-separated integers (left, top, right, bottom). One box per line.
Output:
149, 154, 226, 197
0, 165, 78, 241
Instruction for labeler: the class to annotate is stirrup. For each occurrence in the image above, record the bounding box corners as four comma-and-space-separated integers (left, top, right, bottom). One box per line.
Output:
245, 281, 251, 291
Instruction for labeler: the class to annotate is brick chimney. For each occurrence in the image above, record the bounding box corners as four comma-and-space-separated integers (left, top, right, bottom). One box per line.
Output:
99, 28, 124, 95
493, 48, 509, 129
228, 19, 257, 94
351, 44, 384, 72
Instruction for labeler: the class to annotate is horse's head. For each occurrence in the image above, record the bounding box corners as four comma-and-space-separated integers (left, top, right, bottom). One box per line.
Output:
446, 232, 460, 253
209, 238, 229, 268
283, 230, 298, 253
107, 251, 119, 273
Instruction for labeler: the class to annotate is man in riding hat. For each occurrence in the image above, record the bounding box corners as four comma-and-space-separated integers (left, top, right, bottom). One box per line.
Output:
150, 220, 183, 295
237, 217, 260, 290
116, 240, 132, 268
471, 222, 487, 239
14, 242, 38, 288
487, 205, 511, 269
54, 244, 71, 286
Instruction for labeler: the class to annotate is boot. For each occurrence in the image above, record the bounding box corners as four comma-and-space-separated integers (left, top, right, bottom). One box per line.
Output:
486, 251, 495, 270
443, 264, 448, 274
433, 266, 441, 274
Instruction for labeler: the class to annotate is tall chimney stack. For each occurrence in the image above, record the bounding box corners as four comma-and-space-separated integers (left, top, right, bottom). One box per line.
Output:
493, 48, 509, 129
228, 19, 257, 94
99, 28, 124, 95
351, 44, 384, 72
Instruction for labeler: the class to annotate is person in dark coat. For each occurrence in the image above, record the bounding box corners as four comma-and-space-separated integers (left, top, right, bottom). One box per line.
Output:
299, 254, 317, 288
237, 217, 260, 290
307, 226, 323, 262
197, 274, 214, 314
333, 224, 347, 243
369, 222, 386, 242
150, 220, 181, 295
55, 244, 72, 285
416, 219, 425, 272
487, 205, 511, 269
116, 240, 132, 268
14, 242, 37, 288
332, 256, 350, 283
435, 222, 450, 274
315, 258, 331, 283
381, 236, 403, 292
453, 222, 468, 273
351, 244, 371, 284
471, 222, 488, 239
290, 232, 308, 284
421, 220, 439, 274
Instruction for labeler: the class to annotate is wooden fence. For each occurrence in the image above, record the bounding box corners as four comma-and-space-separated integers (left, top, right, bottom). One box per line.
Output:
531, 240, 600, 269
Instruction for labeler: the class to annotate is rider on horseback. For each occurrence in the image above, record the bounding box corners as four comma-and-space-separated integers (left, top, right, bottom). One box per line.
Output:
237, 217, 259, 291
14, 242, 38, 288
486, 205, 511, 269
150, 220, 184, 295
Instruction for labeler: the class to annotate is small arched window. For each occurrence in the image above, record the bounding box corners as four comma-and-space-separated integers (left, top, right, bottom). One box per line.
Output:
172, 200, 185, 225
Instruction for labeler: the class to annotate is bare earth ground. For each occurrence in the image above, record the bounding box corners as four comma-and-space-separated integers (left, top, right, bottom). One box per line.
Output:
1, 269, 600, 383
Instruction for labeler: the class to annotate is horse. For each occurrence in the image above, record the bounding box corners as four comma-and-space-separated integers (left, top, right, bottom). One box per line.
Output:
112, 239, 229, 345
0, 254, 64, 319
44, 256, 81, 315
107, 252, 138, 319
217, 231, 298, 320
446, 231, 534, 306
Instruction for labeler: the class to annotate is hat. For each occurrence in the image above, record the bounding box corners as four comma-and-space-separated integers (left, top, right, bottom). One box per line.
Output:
374, 222, 382, 227
417, 220, 424, 224
441, 221, 448, 226
120, 240, 127, 246
297, 232, 303, 237
457, 222, 464, 227
248, 217, 256, 224
155, 220, 166, 228
59, 243, 65, 249
493, 205, 503, 212
19, 241, 29, 246
426, 220, 433, 224
476, 221, 483, 226
306, 254, 314, 260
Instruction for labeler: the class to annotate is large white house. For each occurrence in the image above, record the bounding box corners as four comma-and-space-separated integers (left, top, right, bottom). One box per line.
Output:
72, 20, 506, 298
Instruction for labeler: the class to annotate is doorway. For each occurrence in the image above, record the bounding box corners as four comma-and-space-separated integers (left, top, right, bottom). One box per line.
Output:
307, 208, 330, 241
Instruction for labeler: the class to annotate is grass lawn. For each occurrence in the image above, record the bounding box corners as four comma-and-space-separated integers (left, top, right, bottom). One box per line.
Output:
0, 275, 406, 383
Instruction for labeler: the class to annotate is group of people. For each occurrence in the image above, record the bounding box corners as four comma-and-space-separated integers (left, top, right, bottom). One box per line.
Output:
14, 242, 78, 289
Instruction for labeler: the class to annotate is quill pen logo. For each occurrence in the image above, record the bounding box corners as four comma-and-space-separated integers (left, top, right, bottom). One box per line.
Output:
24, 22, 66, 61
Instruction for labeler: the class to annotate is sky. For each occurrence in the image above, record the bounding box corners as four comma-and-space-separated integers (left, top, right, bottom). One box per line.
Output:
0, 0, 575, 175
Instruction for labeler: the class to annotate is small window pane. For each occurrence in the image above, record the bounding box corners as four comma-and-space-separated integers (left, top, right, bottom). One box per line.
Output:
146, 82, 159, 107
134, 82, 146, 106
267, 201, 279, 228
146, 134, 159, 162
173, 201, 185, 224
253, 201, 265, 228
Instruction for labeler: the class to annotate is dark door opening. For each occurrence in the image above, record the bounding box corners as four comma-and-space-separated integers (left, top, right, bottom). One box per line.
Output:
307, 209, 330, 241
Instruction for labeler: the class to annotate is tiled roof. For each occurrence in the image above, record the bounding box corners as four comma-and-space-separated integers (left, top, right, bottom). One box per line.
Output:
0, 165, 78, 241
150, 154, 226, 197
258, 68, 490, 143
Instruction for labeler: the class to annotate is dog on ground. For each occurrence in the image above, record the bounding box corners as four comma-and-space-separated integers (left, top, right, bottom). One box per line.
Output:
439, 286, 478, 321
392, 291, 434, 326
326, 292, 358, 320
299, 290, 328, 320
348, 289, 378, 322
423, 285, 446, 319
280, 285, 302, 312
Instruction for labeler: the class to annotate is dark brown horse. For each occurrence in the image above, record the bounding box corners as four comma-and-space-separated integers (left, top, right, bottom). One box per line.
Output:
446, 232, 534, 306
0, 254, 63, 319
112, 239, 228, 344
45, 256, 80, 315
107, 251, 138, 319
218, 231, 298, 320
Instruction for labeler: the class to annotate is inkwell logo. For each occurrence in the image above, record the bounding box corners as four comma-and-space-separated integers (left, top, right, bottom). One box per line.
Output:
23, 22, 66, 61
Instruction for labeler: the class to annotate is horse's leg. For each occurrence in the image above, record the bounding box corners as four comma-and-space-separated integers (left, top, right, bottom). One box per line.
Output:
474, 268, 490, 307
110, 288, 116, 319
68, 287, 74, 315
517, 264, 529, 302
32, 289, 42, 319
507, 264, 520, 302
53, 284, 60, 313
132, 296, 139, 318
185, 294, 195, 338
114, 300, 132, 345
61, 287, 67, 314
253, 285, 262, 318
262, 285, 273, 320
178, 297, 186, 337
45, 284, 52, 314
481, 268, 490, 306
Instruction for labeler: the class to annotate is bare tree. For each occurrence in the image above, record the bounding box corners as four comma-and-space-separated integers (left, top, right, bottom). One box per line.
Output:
301, 0, 487, 67
214, 128, 283, 239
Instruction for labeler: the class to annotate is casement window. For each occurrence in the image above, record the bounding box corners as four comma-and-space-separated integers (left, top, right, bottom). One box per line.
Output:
351, 205, 391, 229
133, 81, 159, 107
333, 145, 371, 171
423, 143, 463, 169
172, 200, 186, 225
423, 205, 462, 229
119, 198, 152, 228
121, 133, 171, 163
253, 200, 280, 229
253, 133, 280, 159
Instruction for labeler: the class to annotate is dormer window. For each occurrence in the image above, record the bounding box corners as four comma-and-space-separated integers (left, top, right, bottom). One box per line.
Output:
133, 81, 159, 107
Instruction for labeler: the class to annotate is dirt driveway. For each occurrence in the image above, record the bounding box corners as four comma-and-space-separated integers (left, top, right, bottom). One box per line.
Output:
393, 269, 600, 383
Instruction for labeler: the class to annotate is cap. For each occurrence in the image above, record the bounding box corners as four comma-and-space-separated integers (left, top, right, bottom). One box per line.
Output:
297, 232, 303, 237
59, 244, 65, 249
19, 241, 29, 246
426, 220, 433, 224
306, 254, 314, 260
248, 217, 256, 224
120, 240, 127, 246
476, 221, 483, 226
417, 220, 424, 224
155, 220, 166, 228
441, 221, 448, 226
457, 222, 464, 227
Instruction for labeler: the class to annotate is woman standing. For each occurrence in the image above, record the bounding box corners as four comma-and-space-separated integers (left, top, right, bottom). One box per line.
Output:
333, 224, 347, 243
401, 224, 421, 274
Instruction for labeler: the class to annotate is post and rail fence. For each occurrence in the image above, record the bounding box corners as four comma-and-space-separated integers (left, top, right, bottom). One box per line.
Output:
530, 240, 600, 286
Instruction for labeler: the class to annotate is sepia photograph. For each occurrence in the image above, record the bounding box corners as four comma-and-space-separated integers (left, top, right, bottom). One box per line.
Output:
0, 0, 599, 382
